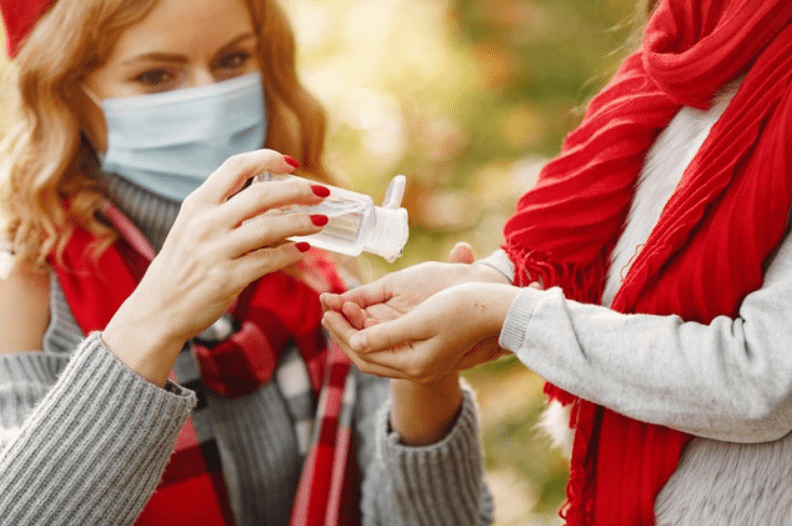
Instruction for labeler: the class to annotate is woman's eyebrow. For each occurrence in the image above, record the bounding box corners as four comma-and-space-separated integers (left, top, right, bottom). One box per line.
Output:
120, 32, 257, 67
121, 52, 188, 66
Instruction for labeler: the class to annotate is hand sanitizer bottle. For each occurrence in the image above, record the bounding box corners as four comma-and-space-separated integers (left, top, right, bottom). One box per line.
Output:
255, 173, 409, 263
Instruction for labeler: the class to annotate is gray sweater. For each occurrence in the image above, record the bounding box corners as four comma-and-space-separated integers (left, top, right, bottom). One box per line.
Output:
0, 174, 493, 526
488, 80, 792, 524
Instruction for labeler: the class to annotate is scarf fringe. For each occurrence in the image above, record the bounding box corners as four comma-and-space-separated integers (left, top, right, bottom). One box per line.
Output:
560, 400, 599, 526
502, 243, 607, 303
502, 243, 608, 526
502, 243, 607, 411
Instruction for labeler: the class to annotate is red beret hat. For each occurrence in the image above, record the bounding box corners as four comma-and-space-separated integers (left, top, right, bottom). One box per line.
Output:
1, 0, 56, 57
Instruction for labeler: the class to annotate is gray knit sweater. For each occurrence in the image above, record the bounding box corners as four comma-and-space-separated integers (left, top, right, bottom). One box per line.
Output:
0, 174, 493, 526
487, 80, 792, 524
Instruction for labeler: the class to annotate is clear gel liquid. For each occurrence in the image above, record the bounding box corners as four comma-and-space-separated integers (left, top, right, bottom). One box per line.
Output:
289, 193, 368, 253
254, 171, 408, 261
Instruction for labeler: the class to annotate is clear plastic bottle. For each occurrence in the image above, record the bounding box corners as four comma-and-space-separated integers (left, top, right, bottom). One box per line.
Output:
255, 173, 409, 263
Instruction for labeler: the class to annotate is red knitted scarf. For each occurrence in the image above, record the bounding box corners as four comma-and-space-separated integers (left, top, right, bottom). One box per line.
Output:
50, 207, 359, 526
502, 1, 792, 524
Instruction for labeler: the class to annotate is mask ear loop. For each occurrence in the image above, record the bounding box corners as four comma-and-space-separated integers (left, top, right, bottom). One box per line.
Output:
81, 83, 103, 108
79, 84, 107, 159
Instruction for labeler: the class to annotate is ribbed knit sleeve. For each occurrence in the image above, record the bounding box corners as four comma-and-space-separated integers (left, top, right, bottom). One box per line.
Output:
0, 333, 195, 525
499, 227, 792, 443
479, 249, 515, 284
357, 374, 494, 526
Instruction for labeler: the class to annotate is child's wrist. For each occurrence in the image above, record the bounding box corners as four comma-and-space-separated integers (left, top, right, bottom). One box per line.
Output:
467, 261, 513, 284
389, 373, 463, 446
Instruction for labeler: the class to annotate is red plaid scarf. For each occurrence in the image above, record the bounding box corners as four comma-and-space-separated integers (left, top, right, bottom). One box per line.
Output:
502, 0, 792, 524
50, 205, 361, 526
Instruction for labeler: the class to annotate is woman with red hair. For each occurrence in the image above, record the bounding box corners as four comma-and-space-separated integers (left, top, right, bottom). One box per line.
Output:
324, 0, 792, 524
0, 1, 491, 524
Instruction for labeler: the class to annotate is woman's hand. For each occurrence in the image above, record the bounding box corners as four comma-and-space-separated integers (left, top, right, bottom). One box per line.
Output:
103, 149, 328, 386
323, 281, 520, 383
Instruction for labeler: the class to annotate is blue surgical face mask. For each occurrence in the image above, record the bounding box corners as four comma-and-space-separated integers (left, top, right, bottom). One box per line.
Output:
90, 72, 267, 202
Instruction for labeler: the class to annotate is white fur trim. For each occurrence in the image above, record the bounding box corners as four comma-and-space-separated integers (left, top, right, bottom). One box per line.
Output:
537, 399, 574, 459
602, 79, 742, 307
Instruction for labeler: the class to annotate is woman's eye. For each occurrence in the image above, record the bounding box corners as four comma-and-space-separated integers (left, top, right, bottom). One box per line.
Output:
134, 69, 175, 89
216, 51, 251, 71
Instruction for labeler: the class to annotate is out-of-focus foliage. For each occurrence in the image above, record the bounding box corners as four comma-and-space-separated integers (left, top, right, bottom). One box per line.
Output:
0, 2, 646, 524
285, 0, 643, 279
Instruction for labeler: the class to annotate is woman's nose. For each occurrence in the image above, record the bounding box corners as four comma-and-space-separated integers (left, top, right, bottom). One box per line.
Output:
191, 68, 216, 87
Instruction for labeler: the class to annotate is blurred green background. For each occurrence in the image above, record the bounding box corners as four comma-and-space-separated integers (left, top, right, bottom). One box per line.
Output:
1, 1, 647, 523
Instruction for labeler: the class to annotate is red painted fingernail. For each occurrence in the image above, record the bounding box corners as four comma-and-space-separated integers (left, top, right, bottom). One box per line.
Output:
283, 155, 300, 168
311, 184, 330, 198
311, 214, 329, 227
295, 242, 311, 253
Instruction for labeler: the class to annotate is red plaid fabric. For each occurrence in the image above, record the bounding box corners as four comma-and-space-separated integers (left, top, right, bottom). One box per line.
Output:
290, 346, 358, 526
192, 255, 340, 398
51, 205, 359, 526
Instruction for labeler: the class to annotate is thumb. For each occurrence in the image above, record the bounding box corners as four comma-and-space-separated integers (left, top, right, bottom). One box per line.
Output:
350, 313, 426, 354
448, 242, 475, 264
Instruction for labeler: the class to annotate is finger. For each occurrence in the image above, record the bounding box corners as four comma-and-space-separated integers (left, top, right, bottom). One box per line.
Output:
341, 301, 367, 330
338, 345, 410, 379
350, 359, 410, 379
227, 212, 322, 257
349, 312, 432, 355
361, 303, 401, 325
327, 312, 448, 382
320, 292, 345, 312
322, 312, 409, 379
352, 344, 454, 384
321, 310, 361, 349
194, 150, 296, 203
447, 241, 476, 264
231, 242, 307, 287
334, 280, 392, 310
222, 176, 328, 226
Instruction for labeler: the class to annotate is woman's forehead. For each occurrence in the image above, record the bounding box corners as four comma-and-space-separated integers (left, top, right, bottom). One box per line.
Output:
106, 0, 255, 63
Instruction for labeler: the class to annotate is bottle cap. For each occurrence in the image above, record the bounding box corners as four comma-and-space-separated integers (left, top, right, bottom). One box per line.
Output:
365, 206, 409, 263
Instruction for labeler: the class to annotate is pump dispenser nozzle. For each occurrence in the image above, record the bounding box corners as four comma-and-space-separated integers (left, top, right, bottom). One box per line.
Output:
363, 175, 408, 262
